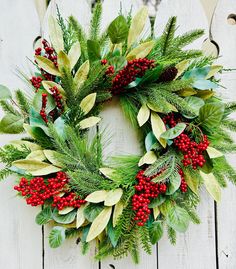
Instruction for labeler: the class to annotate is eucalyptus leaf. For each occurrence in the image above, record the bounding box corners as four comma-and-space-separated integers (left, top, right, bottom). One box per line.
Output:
54, 117, 66, 139
108, 15, 128, 44
183, 66, 210, 80
107, 220, 119, 247
0, 84, 12, 99
161, 123, 186, 140
165, 173, 181, 195
29, 108, 49, 136
149, 195, 166, 208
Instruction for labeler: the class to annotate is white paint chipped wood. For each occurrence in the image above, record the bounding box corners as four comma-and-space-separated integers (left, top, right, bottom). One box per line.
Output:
0, 0, 236, 268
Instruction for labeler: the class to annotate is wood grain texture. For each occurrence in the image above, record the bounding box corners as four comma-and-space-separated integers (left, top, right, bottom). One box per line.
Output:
0, 1, 42, 269
211, 1, 236, 268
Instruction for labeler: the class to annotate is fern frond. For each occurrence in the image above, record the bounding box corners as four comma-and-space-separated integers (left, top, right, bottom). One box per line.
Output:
15, 89, 30, 114
167, 226, 176, 245
161, 17, 177, 56
173, 29, 204, 49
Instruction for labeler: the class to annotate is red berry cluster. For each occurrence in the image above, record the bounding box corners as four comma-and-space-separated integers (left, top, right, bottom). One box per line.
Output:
111, 58, 155, 95
14, 172, 69, 207
132, 170, 167, 226
178, 168, 188, 193
52, 193, 86, 210
174, 134, 209, 169
101, 59, 115, 76
34, 39, 57, 81
50, 86, 64, 111
30, 76, 43, 90
162, 113, 179, 128
40, 93, 48, 123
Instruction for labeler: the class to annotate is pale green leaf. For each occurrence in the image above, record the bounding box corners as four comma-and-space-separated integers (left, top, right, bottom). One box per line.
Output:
26, 150, 45, 162
42, 81, 66, 96
126, 41, 154, 60
151, 112, 167, 148
207, 146, 223, 158
76, 204, 86, 229
104, 188, 123, 206
48, 15, 64, 53
79, 116, 101, 129
138, 151, 157, 166
43, 150, 63, 167
12, 160, 61, 176
175, 60, 190, 79
74, 60, 90, 89
137, 104, 150, 127
79, 93, 97, 115
200, 171, 221, 202
86, 207, 112, 242
113, 200, 124, 227
35, 55, 61, 76
58, 50, 71, 72
0, 85, 12, 100
68, 41, 81, 69
0, 114, 23, 134
206, 65, 223, 79
127, 6, 148, 48
166, 206, 190, 232
85, 190, 108, 203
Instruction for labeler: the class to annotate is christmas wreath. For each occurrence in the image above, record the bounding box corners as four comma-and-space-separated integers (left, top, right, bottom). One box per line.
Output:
1, 4, 236, 264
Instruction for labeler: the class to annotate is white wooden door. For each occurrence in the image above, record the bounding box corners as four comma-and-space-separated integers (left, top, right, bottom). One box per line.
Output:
0, 0, 236, 268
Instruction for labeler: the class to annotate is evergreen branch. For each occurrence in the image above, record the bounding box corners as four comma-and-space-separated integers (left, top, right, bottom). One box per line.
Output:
89, 2, 102, 41
15, 89, 31, 114
0, 168, 13, 181
0, 100, 20, 116
0, 145, 30, 165
161, 17, 177, 56
120, 95, 139, 128
173, 29, 204, 49
167, 226, 176, 245
213, 157, 236, 185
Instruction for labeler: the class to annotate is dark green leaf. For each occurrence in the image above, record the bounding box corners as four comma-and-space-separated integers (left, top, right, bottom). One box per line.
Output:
107, 220, 119, 247
83, 203, 104, 222
107, 15, 128, 44
29, 108, 50, 136
49, 226, 66, 248
0, 114, 24, 134
161, 123, 186, 140
165, 173, 181, 195
149, 221, 163, 244
0, 85, 12, 100
200, 151, 213, 173
166, 206, 190, 232
81, 225, 90, 242
140, 65, 163, 85
199, 103, 224, 130
35, 206, 52, 225
183, 96, 205, 119
52, 208, 77, 224
87, 40, 101, 62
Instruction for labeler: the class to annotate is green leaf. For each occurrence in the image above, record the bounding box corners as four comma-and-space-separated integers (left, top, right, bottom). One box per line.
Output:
33, 89, 56, 114
48, 15, 64, 54
184, 96, 205, 119
84, 203, 104, 222
49, 226, 66, 248
107, 220, 119, 247
151, 112, 167, 148
54, 117, 66, 139
166, 206, 190, 232
36, 206, 52, 225
200, 151, 213, 173
87, 40, 101, 62
165, 173, 181, 195
140, 65, 163, 85
79, 93, 97, 115
200, 171, 221, 202
193, 79, 218, 90
183, 67, 210, 80
86, 207, 112, 242
207, 147, 223, 158
52, 208, 77, 224
127, 6, 148, 48
161, 123, 186, 140
149, 221, 164, 244
12, 159, 61, 176
149, 195, 166, 208
29, 108, 49, 135
0, 85, 12, 100
159, 200, 172, 216
0, 114, 23, 134
145, 131, 158, 151
108, 15, 129, 44
74, 60, 90, 89
35, 55, 61, 76
126, 41, 154, 60
79, 116, 101, 129
57, 50, 71, 72
137, 104, 150, 127
199, 103, 224, 130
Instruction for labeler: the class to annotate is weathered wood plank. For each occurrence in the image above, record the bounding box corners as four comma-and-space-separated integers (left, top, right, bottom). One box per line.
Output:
211, 1, 236, 268
0, 1, 42, 268
154, 1, 217, 268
